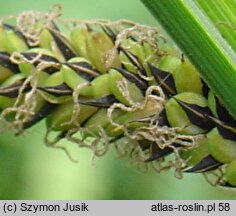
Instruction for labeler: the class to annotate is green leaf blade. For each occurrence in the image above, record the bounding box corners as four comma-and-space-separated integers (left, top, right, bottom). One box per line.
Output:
141, 0, 236, 118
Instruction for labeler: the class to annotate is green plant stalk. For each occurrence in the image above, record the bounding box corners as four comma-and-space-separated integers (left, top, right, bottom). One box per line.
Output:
141, 0, 236, 118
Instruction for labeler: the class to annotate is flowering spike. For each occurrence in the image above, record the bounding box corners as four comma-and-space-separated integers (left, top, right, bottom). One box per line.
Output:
1, 9, 236, 188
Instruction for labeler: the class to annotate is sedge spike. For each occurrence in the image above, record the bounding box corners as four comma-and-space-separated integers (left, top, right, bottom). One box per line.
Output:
0, 7, 236, 188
